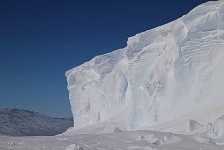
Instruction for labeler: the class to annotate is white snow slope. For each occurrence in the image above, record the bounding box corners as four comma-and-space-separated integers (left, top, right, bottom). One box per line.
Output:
66, 0, 224, 133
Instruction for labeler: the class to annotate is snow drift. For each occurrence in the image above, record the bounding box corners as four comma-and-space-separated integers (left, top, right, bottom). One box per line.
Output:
66, 0, 224, 131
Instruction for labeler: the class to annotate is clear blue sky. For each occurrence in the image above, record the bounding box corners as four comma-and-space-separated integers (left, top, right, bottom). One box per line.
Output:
0, 0, 209, 117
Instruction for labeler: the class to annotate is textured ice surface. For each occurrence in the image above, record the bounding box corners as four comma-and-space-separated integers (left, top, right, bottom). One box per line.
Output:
66, 0, 224, 131
204, 115, 224, 145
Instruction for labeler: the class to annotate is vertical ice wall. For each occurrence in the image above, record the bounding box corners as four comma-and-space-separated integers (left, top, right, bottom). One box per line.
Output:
66, 0, 224, 131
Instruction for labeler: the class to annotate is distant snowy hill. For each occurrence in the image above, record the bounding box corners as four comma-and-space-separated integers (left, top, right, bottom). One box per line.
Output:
66, 0, 224, 133
0, 108, 73, 136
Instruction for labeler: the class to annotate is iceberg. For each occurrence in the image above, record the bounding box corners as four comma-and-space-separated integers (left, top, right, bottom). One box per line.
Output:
66, 0, 224, 131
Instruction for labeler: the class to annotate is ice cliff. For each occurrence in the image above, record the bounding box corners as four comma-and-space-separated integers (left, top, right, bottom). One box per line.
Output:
66, 0, 224, 131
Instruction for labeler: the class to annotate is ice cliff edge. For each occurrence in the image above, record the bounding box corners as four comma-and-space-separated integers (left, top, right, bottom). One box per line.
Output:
66, 0, 224, 131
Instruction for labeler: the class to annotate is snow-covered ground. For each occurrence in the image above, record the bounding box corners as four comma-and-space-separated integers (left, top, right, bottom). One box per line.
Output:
1, 114, 224, 149
1, 0, 224, 149
1, 117, 224, 150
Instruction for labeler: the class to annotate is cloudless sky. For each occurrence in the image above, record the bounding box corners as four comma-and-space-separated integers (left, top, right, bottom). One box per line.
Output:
0, 0, 210, 117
